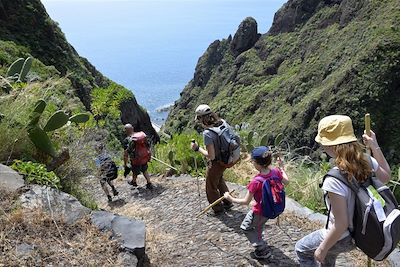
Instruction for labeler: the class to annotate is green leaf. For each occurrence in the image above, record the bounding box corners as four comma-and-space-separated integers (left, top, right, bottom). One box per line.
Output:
6, 58, 24, 78
274, 133, 284, 147
69, 113, 90, 124
247, 131, 254, 145
259, 134, 269, 146
28, 126, 56, 157
18, 57, 33, 82
33, 99, 47, 114
43, 111, 69, 132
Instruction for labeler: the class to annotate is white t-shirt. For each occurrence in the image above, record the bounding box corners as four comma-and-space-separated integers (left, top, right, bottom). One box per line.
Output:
322, 157, 379, 239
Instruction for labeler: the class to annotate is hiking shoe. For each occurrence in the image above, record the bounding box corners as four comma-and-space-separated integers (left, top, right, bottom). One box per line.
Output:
254, 249, 272, 260
128, 181, 138, 187
146, 183, 154, 190
112, 189, 119, 196
107, 195, 112, 202
223, 202, 234, 211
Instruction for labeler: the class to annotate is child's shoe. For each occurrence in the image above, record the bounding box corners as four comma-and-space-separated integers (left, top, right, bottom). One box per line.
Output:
254, 248, 272, 259
111, 186, 119, 196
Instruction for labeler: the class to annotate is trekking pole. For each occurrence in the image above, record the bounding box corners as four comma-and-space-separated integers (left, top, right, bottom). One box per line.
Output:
191, 139, 203, 211
365, 113, 371, 156
196, 190, 235, 217
194, 155, 202, 211
365, 113, 372, 267
151, 156, 178, 171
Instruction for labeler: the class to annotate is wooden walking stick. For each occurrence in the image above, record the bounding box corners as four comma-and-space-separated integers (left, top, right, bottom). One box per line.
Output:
196, 190, 235, 217
365, 113, 372, 267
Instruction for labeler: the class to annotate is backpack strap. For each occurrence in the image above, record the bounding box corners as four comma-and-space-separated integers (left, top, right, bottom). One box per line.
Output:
321, 168, 360, 230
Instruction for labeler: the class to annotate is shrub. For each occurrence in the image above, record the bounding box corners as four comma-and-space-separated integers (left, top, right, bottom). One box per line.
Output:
148, 132, 205, 176
11, 160, 61, 189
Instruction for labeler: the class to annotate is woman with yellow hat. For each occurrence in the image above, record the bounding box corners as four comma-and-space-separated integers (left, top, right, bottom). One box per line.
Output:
295, 115, 391, 266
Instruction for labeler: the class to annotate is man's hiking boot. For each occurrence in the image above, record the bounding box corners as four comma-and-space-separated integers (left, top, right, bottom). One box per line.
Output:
223, 202, 234, 211
128, 180, 138, 187
254, 249, 272, 260
146, 183, 154, 190
107, 195, 112, 202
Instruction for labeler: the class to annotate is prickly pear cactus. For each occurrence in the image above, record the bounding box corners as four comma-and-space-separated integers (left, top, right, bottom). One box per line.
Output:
43, 111, 69, 132
259, 134, 269, 146
27, 100, 91, 161
27, 126, 56, 157
274, 133, 284, 147
18, 57, 33, 82
6, 58, 24, 79
69, 113, 90, 124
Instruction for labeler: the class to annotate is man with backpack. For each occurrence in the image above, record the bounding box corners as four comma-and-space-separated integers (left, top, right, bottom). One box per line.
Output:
191, 104, 240, 214
123, 124, 153, 190
95, 143, 119, 202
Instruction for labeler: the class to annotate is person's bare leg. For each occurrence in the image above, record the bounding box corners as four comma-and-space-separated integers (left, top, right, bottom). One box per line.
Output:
108, 180, 118, 196
130, 173, 138, 186
101, 181, 112, 201
143, 171, 151, 183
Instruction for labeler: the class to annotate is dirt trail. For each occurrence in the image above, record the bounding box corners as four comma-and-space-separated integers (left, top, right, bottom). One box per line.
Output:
85, 175, 392, 267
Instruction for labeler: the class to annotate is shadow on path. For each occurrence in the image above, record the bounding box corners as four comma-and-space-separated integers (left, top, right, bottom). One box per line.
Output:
217, 209, 299, 267
130, 183, 167, 201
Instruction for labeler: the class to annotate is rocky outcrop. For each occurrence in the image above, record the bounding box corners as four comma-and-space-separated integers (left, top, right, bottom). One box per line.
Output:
17, 184, 147, 266
120, 99, 159, 143
230, 17, 260, 57
166, 0, 400, 163
0, 164, 25, 193
20, 185, 91, 224
269, 0, 325, 34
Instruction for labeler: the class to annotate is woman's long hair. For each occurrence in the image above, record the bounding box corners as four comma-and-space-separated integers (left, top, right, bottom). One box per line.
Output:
200, 112, 221, 127
333, 141, 371, 182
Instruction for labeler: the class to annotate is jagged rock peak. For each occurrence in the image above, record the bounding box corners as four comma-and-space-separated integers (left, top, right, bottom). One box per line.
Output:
230, 17, 260, 57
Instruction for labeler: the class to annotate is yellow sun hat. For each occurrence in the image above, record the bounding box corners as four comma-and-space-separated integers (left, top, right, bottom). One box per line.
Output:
315, 115, 357, 146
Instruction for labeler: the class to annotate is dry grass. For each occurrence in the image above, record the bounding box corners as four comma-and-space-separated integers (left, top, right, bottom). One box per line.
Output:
145, 226, 176, 267
0, 190, 121, 267
112, 203, 153, 220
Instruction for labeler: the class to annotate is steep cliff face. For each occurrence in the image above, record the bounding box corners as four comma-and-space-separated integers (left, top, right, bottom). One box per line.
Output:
0, 0, 158, 141
166, 0, 400, 162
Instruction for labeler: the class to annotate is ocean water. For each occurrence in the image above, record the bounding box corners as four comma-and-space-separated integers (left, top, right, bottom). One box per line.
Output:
42, 0, 286, 125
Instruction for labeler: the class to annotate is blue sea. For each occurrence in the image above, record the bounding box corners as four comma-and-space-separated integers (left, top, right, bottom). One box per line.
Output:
42, 0, 286, 125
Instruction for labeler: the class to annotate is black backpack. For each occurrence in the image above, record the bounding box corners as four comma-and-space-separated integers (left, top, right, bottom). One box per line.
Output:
322, 166, 400, 261
98, 155, 118, 181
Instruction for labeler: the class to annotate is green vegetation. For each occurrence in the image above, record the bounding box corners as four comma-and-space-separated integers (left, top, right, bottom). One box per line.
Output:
166, 0, 400, 164
11, 160, 61, 189
91, 82, 133, 125
149, 132, 205, 176
26, 98, 89, 158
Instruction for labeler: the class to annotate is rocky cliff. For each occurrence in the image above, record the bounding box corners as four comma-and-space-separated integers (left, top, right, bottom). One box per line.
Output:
165, 0, 400, 163
0, 0, 158, 141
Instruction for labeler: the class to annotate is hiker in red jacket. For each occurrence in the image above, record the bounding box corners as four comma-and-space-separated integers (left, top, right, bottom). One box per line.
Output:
123, 124, 153, 190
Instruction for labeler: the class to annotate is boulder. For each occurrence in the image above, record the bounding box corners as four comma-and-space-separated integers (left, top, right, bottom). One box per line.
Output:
91, 210, 146, 261
0, 163, 25, 193
112, 216, 146, 257
20, 185, 91, 224
230, 17, 260, 57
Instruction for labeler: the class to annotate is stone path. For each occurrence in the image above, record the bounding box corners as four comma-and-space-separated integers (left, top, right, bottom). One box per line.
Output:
85, 174, 391, 267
